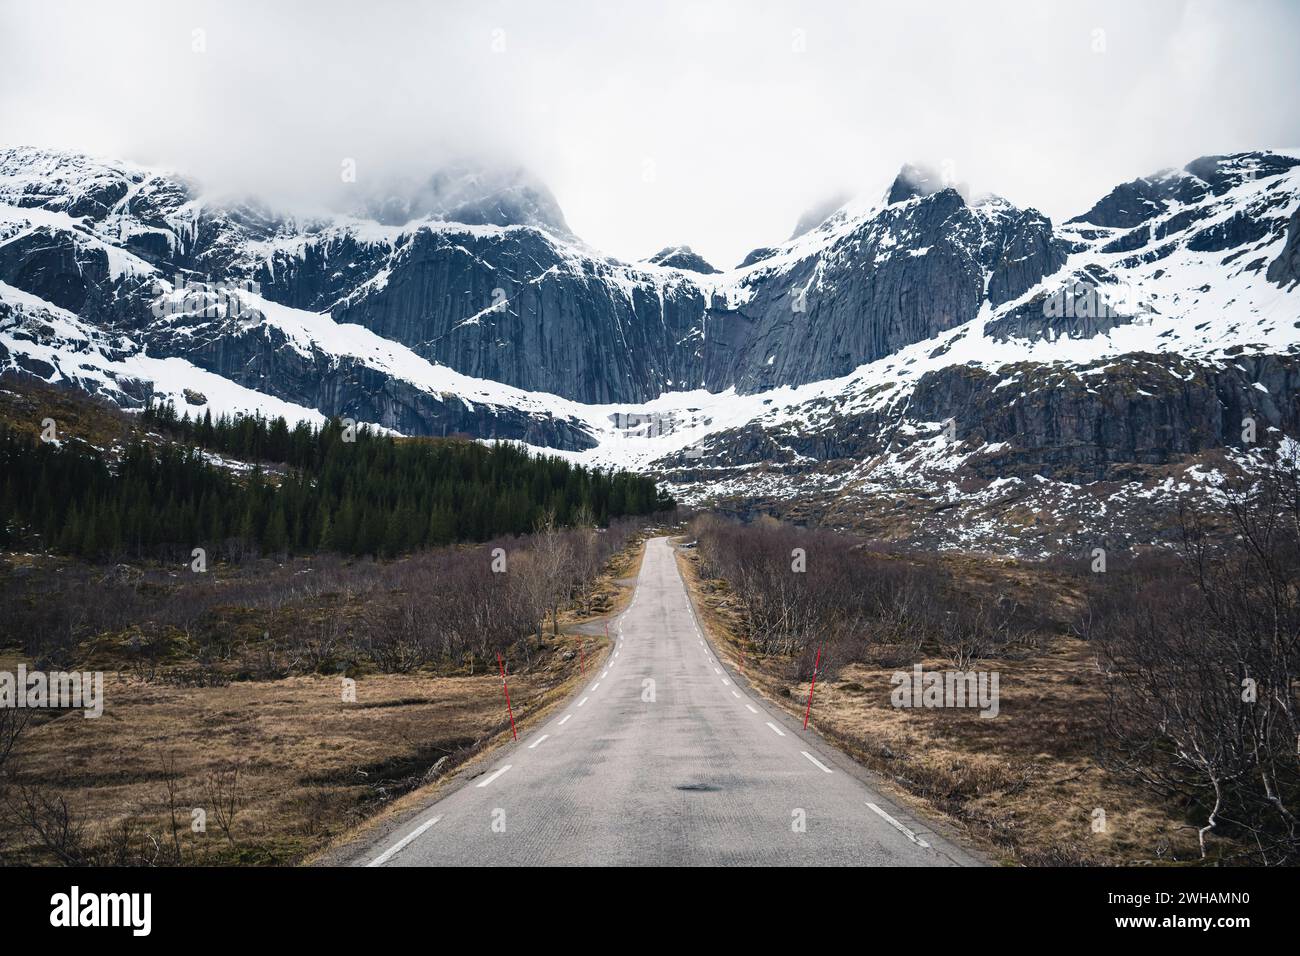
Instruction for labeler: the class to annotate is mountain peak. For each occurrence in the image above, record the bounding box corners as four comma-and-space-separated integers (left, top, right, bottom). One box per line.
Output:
645, 245, 719, 274
1069, 149, 1300, 228
789, 191, 852, 240
1182, 151, 1300, 193
886, 162, 968, 205
356, 164, 572, 236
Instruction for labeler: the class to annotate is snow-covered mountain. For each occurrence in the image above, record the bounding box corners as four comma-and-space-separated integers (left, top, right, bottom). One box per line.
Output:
2, 144, 1298, 554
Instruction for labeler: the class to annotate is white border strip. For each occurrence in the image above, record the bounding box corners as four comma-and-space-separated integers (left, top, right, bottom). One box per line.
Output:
866, 802, 931, 848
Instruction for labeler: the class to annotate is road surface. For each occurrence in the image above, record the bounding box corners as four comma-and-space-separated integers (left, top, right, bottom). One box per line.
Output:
350, 537, 981, 866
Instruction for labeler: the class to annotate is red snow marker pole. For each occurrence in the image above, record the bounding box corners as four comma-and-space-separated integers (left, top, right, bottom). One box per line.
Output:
802, 644, 822, 730
498, 652, 517, 741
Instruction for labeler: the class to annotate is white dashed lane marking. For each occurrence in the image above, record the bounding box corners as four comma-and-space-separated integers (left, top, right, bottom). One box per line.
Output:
367, 815, 440, 867
475, 765, 512, 789
765, 722, 785, 737
558, 714, 572, 726
801, 751, 833, 774
528, 734, 550, 749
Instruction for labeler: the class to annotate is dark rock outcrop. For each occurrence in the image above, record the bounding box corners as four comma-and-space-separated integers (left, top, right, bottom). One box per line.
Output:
1071, 152, 1300, 230
646, 245, 720, 274
984, 208, 1070, 306
909, 353, 1300, 481
253, 232, 395, 312
738, 247, 778, 268
1267, 207, 1300, 289
1070, 174, 1203, 229
0, 228, 112, 313
683, 352, 1300, 484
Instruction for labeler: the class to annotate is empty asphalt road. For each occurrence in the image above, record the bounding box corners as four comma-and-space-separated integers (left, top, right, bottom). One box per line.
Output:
349, 537, 981, 866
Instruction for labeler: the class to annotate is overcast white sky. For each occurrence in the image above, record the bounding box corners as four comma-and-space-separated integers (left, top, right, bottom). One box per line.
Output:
3, 0, 1298, 267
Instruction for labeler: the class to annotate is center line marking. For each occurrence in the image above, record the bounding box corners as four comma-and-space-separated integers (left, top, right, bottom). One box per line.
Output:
528, 734, 550, 749
558, 714, 572, 725
765, 722, 786, 737
866, 802, 931, 848
367, 814, 440, 867
578, 696, 589, 707
801, 751, 833, 774
475, 765, 512, 788
745, 704, 758, 713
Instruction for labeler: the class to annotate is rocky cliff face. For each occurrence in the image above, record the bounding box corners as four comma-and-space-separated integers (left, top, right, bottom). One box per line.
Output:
908, 354, 1300, 480
327, 226, 708, 404
693, 188, 1070, 394
664, 351, 1300, 479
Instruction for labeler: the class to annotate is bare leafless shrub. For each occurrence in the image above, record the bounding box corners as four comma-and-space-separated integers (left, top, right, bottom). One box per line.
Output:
0, 706, 28, 777
0, 706, 30, 856
524, 509, 574, 639
297, 617, 344, 674
93, 814, 150, 867
0, 513, 642, 688
691, 515, 1053, 685
160, 750, 185, 864
5, 784, 89, 865
936, 598, 1020, 670
1088, 445, 1300, 864
123, 626, 175, 682
294, 786, 337, 838
203, 762, 245, 846
695, 516, 940, 667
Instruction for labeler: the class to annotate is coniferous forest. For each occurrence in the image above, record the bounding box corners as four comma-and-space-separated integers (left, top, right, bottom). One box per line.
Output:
0, 401, 674, 561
